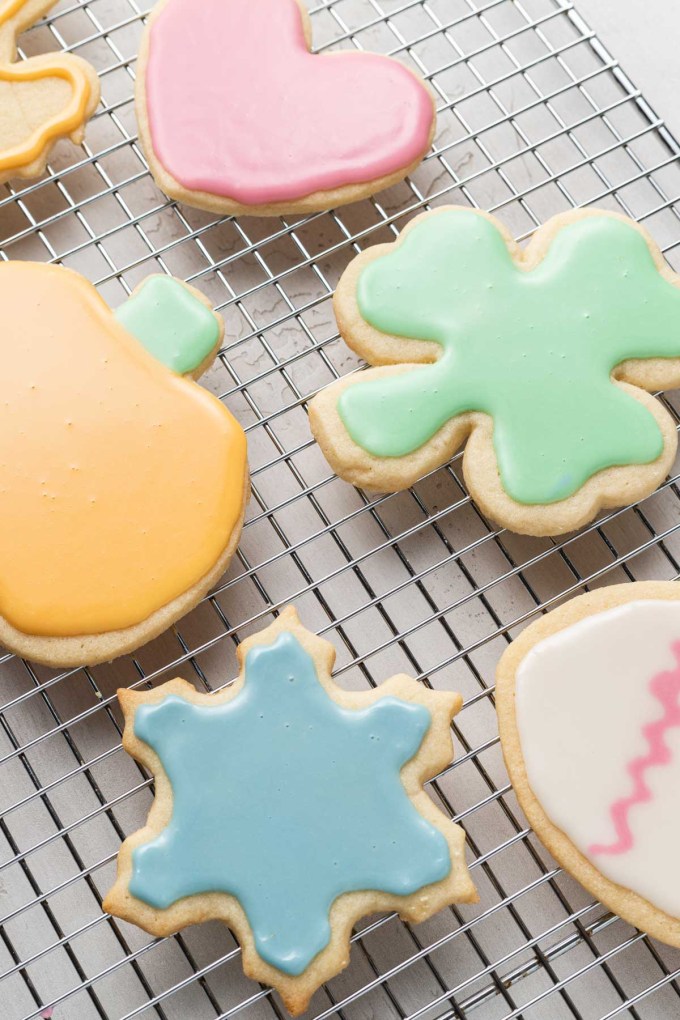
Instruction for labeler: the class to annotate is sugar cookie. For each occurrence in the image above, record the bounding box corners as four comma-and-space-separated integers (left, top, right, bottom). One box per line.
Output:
136, 0, 436, 216
0, 262, 248, 667
497, 581, 680, 948
104, 606, 477, 1015
0, 0, 99, 183
310, 207, 680, 536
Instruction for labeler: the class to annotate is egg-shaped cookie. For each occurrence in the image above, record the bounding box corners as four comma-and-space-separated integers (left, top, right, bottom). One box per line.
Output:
497, 582, 680, 947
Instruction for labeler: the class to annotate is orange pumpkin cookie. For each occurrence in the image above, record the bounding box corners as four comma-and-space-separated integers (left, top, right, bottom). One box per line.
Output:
0, 0, 100, 183
0, 262, 248, 667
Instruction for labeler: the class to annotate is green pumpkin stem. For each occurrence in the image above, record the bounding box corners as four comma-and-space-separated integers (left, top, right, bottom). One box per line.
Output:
115, 276, 221, 375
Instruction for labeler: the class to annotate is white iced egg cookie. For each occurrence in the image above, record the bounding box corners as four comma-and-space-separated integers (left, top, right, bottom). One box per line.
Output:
496, 581, 680, 946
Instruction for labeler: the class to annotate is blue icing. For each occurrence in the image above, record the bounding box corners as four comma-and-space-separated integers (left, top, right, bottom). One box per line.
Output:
129, 632, 452, 976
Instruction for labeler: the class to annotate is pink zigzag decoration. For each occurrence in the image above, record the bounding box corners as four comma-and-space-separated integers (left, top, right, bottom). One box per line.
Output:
589, 641, 680, 857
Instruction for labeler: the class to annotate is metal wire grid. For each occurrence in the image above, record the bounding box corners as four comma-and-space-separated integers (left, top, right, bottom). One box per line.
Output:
1, 0, 680, 1018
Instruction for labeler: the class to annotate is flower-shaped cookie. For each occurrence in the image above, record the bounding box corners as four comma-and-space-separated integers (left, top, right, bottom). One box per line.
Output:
310, 207, 680, 536
104, 607, 476, 1015
0, 263, 247, 667
0, 0, 99, 183
137, 0, 435, 216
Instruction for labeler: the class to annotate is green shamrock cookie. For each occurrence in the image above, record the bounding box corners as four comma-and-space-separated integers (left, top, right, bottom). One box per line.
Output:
310, 207, 680, 536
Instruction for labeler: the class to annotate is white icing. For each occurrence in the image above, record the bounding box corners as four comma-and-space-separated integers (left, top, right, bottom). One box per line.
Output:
515, 599, 680, 917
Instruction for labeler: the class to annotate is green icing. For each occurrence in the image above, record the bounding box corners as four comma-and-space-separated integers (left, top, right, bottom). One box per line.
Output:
337, 210, 680, 505
115, 276, 220, 375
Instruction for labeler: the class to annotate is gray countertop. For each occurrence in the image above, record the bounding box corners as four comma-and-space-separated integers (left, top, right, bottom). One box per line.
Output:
576, 0, 680, 140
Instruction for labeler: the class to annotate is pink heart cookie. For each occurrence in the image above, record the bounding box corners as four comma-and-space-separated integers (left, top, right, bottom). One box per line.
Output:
137, 0, 436, 216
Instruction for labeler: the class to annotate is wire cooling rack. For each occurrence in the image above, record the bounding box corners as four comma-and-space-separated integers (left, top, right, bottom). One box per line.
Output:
2, 0, 680, 1018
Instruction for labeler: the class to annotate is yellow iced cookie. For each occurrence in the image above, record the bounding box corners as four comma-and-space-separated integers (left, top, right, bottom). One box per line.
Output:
0, 0, 100, 183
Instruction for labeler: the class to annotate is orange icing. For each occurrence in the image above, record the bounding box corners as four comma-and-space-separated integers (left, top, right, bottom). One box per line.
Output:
0, 0, 93, 174
0, 262, 247, 638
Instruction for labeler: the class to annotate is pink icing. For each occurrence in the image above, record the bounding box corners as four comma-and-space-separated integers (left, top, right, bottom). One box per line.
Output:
144, 0, 435, 206
589, 641, 680, 857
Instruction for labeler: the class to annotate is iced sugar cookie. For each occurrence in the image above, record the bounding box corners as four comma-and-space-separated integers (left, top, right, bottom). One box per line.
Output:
136, 0, 436, 216
0, 0, 100, 184
0, 262, 247, 667
497, 582, 680, 947
104, 607, 477, 1015
310, 207, 680, 536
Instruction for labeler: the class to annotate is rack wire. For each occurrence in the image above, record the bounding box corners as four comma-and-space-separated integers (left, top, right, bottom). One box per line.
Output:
1, 0, 680, 1017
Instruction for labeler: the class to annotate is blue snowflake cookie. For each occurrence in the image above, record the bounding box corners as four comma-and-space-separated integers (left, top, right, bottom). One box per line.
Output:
104, 606, 476, 1015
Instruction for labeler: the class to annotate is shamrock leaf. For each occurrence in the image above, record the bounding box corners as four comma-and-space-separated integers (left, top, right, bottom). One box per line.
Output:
310, 208, 680, 535
104, 608, 476, 1015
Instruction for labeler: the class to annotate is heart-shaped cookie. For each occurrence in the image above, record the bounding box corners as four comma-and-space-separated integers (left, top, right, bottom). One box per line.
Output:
137, 0, 436, 216
0, 0, 99, 183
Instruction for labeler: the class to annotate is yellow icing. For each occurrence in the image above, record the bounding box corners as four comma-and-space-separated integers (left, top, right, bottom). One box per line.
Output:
0, 262, 247, 637
0, 0, 94, 174
0, 0, 31, 27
